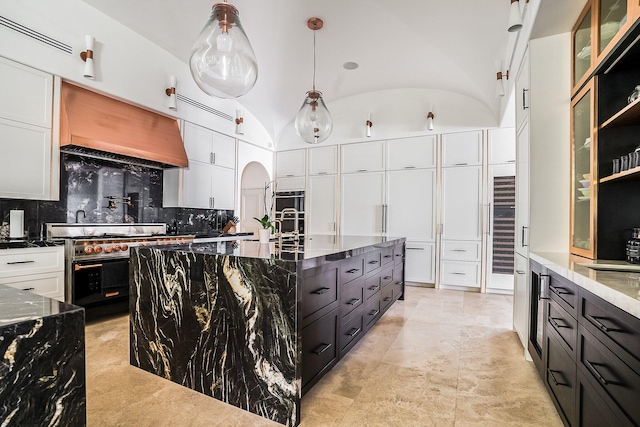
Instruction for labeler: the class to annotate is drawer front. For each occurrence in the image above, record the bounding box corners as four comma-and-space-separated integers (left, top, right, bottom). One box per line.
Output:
578, 325, 640, 423
440, 261, 480, 288
364, 298, 382, 330
380, 284, 394, 312
548, 296, 578, 357
441, 241, 481, 261
580, 288, 640, 373
0, 272, 64, 301
392, 273, 403, 301
364, 250, 382, 274
577, 369, 634, 427
0, 247, 64, 278
394, 243, 404, 265
548, 270, 578, 318
380, 266, 394, 289
340, 278, 364, 318
301, 264, 339, 325
545, 328, 576, 426
381, 246, 395, 266
339, 255, 364, 285
302, 309, 338, 389
364, 274, 381, 301
340, 309, 364, 352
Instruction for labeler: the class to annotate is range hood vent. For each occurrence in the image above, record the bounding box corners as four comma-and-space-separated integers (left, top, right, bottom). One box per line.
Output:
59, 82, 188, 168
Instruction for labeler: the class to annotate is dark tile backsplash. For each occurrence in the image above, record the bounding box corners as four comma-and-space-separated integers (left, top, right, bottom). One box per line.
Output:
0, 154, 233, 239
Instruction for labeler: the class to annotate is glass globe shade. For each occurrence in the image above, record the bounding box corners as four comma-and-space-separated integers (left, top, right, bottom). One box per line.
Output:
295, 91, 333, 144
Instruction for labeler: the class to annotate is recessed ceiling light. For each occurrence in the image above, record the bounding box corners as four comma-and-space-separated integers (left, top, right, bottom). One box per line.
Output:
343, 62, 359, 70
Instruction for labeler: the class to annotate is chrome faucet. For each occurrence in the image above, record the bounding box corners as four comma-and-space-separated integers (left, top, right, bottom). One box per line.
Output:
75, 210, 86, 223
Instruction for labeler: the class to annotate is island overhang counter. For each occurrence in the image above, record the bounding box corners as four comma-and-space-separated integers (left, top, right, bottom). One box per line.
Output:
129, 235, 405, 426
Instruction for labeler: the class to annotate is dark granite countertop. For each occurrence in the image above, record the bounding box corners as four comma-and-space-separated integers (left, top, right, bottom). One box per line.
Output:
0, 285, 82, 327
0, 239, 65, 250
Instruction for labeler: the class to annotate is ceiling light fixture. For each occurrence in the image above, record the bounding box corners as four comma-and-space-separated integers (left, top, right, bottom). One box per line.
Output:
189, 1, 258, 99
80, 35, 96, 80
295, 17, 333, 144
508, 0, 523, 32
427, 112, 435, 131
165, 76, 177, 111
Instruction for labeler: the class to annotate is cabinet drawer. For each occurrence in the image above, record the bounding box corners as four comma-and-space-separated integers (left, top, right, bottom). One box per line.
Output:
364, 275, 381, 301
548, 296, 578, 357
545, 329, 576, 426
381, 246, 395, 266
577, 368, 634, 427
380, 284, 394, 312
340, 309, 364, 353
380, 267, 394, 289
394, 243, 404, 265
275, 176, 305, 191
548, 270, 578, 318
339, 255, 364, 285
440, 261, 481, 288
364, 298, 382, 330
302, 309, 338, 390
364, 250, 382, 274
340, 278, 364, 318
441, 241, 481, 261
0, 272, 64, 301
580, 288, 640, 373
392, 272, 403, 301
578, 325, 640, 424
301, 264, 339, 326
0, 247, 64, 278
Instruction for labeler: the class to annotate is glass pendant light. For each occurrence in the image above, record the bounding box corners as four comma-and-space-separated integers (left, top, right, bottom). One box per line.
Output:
295, 18, 333, 144
190, 1, 258, 99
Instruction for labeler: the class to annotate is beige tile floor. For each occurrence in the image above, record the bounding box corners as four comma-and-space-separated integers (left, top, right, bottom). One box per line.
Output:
85, 286, 563, 426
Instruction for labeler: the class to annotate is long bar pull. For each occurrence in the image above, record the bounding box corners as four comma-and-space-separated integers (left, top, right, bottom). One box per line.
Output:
74, 263, 103, 271
6, 260, 35, 265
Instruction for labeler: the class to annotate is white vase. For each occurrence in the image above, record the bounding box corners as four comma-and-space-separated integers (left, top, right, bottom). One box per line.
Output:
258, 229, 271, 243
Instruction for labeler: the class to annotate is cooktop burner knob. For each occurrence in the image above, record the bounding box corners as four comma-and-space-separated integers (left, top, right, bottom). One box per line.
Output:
121, 244, 129, 251
94, 245, 103, 253
114, 245, 121, 251
105, 246, 113, 253
84, 246, 94, 254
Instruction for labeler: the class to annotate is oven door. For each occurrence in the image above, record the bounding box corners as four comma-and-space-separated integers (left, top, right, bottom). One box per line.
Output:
72, 259, 129, 306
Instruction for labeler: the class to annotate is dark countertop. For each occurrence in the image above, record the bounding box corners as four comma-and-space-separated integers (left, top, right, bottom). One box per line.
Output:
0, 239, 65, 250
0, 284, 82, 327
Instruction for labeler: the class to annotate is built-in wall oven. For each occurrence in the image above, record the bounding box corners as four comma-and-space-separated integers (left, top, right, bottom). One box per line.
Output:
274, 191, 305, 236
528, 259, 548, 376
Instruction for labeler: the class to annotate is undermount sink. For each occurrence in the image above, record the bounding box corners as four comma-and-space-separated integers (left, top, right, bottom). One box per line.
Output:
577, 263, 640, 273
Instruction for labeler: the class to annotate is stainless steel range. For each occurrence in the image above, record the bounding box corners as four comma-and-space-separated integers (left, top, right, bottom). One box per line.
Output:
46, 223, 193, 309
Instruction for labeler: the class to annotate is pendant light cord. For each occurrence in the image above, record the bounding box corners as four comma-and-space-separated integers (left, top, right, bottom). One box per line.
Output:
312, 29, 316, 91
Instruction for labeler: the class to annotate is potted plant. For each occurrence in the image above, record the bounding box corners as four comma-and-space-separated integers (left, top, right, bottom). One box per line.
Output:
254, 214, 274, 243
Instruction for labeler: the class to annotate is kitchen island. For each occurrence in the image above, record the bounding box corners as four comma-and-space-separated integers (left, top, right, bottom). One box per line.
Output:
129, 235, 405, 426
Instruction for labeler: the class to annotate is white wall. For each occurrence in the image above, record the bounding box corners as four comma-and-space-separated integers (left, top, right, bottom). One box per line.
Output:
237, 140, 273, 207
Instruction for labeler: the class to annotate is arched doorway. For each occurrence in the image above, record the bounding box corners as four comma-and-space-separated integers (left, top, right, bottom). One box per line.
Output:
239, 161, 271, 235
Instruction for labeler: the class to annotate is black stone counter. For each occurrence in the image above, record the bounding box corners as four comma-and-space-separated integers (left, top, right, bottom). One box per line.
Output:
0, 285, 85, 426
129, 235, 405, 426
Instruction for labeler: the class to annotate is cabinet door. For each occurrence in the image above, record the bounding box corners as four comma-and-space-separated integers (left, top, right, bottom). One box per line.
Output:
0, 118, 52, 200
211, 166, 235, 210
211, 131, 236, 169
276, 150, 306, 177
404, 242, 434, 284
513, 253, 529, 348
516, 51, 530, 131
307, 174, 337, 235
441, 131, 482, 166
341, 141, 385, 173
441, 165, 482, 240
488, 128, 516, 164
572, 3, 594, 93
386, 136, 436, 170
386, 169, 435, 241
515, 120, 530, 257
0, 57, 53, 128
182, 161, 213, 209
308, 146, 337, 175
341, 172, 384, 236
183, 121, 213, 163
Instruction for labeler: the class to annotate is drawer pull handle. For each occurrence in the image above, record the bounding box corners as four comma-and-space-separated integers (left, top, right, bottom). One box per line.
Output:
451, 272, 466, 276
549, 285, 570, 296
74, 263, 103, 271
105, 291, 120, 298
383, 255, 392, 258
369, 285, 380, 291
368, 260, 379, 265
347, 327, 362, 337
383, 276, 392, 280
451, 249, 467, 252
396, 253, 403, 256
21, 287, 35, 291
585, 314, 622, 333
584, 360, 610, 386
347, 298, 361, 306
369, 309, 380, 316
312, 287, 331, 295
7, 260, 35, 265
395, 281, 402, 285
515, 270, 526, 275
549, 317, 569, 329
406, 247, 424, 251
357, 169, 368, 173
547, 369, 567, 387
311, 343, 332, 355
346, 268, 360, 274
383, 297, 392, 302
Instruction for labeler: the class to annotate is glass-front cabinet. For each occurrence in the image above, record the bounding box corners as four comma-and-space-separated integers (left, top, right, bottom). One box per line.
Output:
570, 80, 597, 258
573, 3, 594, 94
597, 0, 633, 61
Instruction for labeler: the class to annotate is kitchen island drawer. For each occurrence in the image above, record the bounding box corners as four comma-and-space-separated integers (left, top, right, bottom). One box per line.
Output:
364, 298, 381, 330
441, 241, 481, 261
545, 327, 576, 427
380, 266, 394, 289
364, 250, 382, 274
0, 272, 64, 301
339, 308, 364, 355
0, 246, 64, 278
301, 263, 339, 326
340, 278, 364, 318
302, 309, 338, 392
548, 296, 577, 357
380, 284, 394, 312
380, 246, 395, 266
364, 274, 381, 301
548, 269, 578, 318
394, 243, 404, 265
339, 255, 364, 285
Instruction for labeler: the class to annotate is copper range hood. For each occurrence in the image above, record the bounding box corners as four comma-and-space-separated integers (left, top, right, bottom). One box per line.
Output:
59, 82, 188, 168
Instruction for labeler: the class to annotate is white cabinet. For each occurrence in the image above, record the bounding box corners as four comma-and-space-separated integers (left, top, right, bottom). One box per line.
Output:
488, 128, 516, 164
276, 150, 306, 177
341, 141, 385, 173
211, 166, 235, 210
307, 174, 337, 235
404, 242, 435, 284
516, 50, 530, 132
440, 261, 481, 288
441, 131, 482, 166
308, 146, 337, 175
441, 166, 482, 241
386, 136, 436, 170
386, 169, 436, 241
515, 121, 530, 257
341, 171, 384, 236
0, 246, 65, 302
441, 241, 481, 261
0, 57, 59, 201
513, 253, 529, 349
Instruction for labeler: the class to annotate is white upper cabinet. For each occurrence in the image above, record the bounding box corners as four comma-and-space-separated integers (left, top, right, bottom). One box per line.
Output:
211, 132, 236, 169
308, 146, 338, 175
341, 141, 385, 173
0, 57, 53, 128
341, 171, 385, 236
516, 51, 530, 131
441, 165, 482, 240
386, 169, 436, 241
307, 174, 337, 235
386, 136, 436, 170
276, 150, 306, 177
183, 122, 235, 169
488, 128, 516, 164
441, 131, 483, 167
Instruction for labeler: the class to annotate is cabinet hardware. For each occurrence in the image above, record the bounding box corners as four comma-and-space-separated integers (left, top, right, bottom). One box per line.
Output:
454, 163, 468, 166
522, 226, 529, 247
585, 314, 622, 333
369, 285, 380, 291
357, 169, 368, 173
318, 171, 327, 175
540, 275, 550, 299
369, 309, 380, 316
383, 276, 391, 280
383, 296, 392, 302
547, 369, 567, 387
347, 298, 361, 306
383, 255, 392, 258
346, 268, 360, 274
523, 88, 529, 110
105, 291, 120, 298
209, 153, 213, 164
311, 287, 330, 295
549, 285, 570, 296
21, 287, 35, 291
311, 343, 332, 355
7, 260, 35, 265
368, 260, 379, 265
382, 204, 388, 234
286, 174, 294, 177
549, 317, 569, 329
508, 159, 516, 163
404, 166, 416, 169
451, 249, 467, 252
347, 327, 361, 337
74, 263, 102, 271
451, 272, 466, 275
212, 153, 216, 164
515, 270, 526, 275
584, 360, 610, 386
406, 247, 424, 251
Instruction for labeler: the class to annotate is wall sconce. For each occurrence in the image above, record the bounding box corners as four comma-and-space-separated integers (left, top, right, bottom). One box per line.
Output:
496, 70, 508, 97
427, 112, 435, 131
508, 0, 523, 32
165, 76, 177, 111
366, 113, 372, 138
235, 109, 244, 135
80, 35, 95, 80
